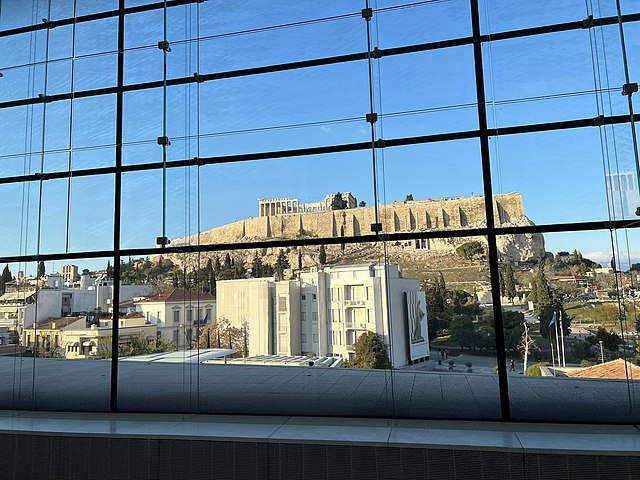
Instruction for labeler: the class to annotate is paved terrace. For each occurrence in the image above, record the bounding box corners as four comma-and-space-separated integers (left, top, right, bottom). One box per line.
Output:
0, 357, 639, 423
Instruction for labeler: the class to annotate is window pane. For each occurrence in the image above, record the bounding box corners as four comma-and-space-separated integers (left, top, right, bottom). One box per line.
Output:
379, 140, 486, 232
376, 0, 472, 48
0, 257, 114, 411
377, 46, 478, 138
504, 229, 640, 423
489, 127, 637, 225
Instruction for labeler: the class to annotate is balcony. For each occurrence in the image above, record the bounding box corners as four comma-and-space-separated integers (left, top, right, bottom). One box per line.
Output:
344, 300, 365, 307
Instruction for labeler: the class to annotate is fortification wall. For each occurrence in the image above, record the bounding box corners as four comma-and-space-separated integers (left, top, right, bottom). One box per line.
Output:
164, 193, 543, 268
188, 193, 525, 246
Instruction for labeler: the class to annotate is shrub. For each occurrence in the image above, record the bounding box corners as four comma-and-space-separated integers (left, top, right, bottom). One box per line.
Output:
525, 361, 551, 376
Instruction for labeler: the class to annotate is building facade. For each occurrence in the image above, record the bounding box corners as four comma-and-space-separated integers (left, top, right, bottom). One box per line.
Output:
216, 264, 429, 367
135, 289, 216, 349
22, 314, 156, 359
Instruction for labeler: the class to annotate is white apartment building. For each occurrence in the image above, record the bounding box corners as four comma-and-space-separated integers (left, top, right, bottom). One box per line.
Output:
217, 264, 429, 367
135, 289, 216, 349
0, 273, 151, 342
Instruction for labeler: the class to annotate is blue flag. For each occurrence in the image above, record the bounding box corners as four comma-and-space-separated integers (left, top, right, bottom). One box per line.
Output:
547, 311, 557, 328
201, 314, 208, 326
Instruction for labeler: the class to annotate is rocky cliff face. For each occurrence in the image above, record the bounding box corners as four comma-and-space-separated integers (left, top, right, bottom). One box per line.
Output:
154, 194, 545, 273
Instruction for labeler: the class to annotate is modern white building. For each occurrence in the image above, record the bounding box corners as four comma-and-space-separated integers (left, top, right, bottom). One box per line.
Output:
216, 264, 429, 367
606, 170, 640, 218
135, 289, 216, 349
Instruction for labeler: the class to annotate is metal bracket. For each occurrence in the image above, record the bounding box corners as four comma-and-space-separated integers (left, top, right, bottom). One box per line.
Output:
366, 112, 378, 124
622, 82, 638, 96
593, 115, 605, 127
582, 15, 594, 29
157, 136, 171, 146
636, 206, 640, 217
374, 138, 386, 148
193, 72, 204, 83
370, 47, 382, 59
193, 156, 204, 166
38, 93, 50, 103
361, 8, 373, 20
156, 236, 170, 247
157, 40, 171, 52
371, 223, 383, 233
42, 18, 55, 29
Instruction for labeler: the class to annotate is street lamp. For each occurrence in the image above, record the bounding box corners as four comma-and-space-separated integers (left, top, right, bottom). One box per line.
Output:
599, 340, 605, 364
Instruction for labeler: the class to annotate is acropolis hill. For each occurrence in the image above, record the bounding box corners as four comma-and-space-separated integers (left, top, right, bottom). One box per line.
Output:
168, 193, 545, 265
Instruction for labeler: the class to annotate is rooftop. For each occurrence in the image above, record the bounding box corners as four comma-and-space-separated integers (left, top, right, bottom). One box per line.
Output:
565, 359, 640, 380
136, 289, 216, 304
25, 316, 85, 330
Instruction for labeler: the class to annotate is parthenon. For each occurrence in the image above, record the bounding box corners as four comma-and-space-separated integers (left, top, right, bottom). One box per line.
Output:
258, 193, 357, 217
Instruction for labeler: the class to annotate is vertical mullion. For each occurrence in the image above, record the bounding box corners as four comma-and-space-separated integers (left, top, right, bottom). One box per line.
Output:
469, 0, 511, 420
110, 0, 125, 413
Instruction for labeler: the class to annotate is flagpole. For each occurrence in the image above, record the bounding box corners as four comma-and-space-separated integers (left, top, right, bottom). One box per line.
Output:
554, 311, 561, 367
560, 310, 566, 367
548, 311, 557, 377
550, 330, 556, 377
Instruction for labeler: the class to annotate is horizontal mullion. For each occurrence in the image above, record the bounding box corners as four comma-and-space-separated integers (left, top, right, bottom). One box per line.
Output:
483, 12, 640, 42
497, 219, 640, 235
3, 12, 640, 112
0, 0, 201, 39
2, 219, 639, 264
1, 113, 638, 186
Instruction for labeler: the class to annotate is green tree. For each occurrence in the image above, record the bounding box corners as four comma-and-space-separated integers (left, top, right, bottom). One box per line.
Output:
501, 310, 525, 350
358, 201, 366, 207
350, 332, 391, 369
630, 263, 640, 272
539, 302, 572, 339
504, 263, 517, 302
455, 241, 484, 260
251, 253, 264, 278
405, 194, 414, 201
589, 327, 623, 352
319, 245, 327, 265
37, 261, 46, 279
1, 265, 12, 284
330, 192, 347, 210
530, 260, 552, 314
449, 314, 477, 350
274, 250, 290, 279
106, 260, 113, 280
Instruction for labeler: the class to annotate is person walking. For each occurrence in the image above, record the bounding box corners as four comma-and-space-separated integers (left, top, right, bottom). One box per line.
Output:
509, 359, 516, 372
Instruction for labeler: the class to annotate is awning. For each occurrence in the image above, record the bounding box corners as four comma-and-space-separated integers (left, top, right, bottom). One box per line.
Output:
69, 342, 79, 347
82, 341, 96, 347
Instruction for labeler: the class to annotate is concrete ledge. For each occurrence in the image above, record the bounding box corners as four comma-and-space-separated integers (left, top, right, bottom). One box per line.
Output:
1, 410, 639, 455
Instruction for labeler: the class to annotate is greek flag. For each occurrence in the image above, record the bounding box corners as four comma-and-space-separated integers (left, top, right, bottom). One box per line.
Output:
201, 314, 209, 326
547, 311, 557, 328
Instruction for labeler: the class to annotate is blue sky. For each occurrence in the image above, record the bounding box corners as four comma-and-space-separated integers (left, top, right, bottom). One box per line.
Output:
1, 0, 640, 271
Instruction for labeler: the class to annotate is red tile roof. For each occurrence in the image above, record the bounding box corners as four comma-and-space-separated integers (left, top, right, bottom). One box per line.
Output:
27, 316, 84, 330
136, 289, 216, 304
122, 312, 144, 319
566, 359, 640, 381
